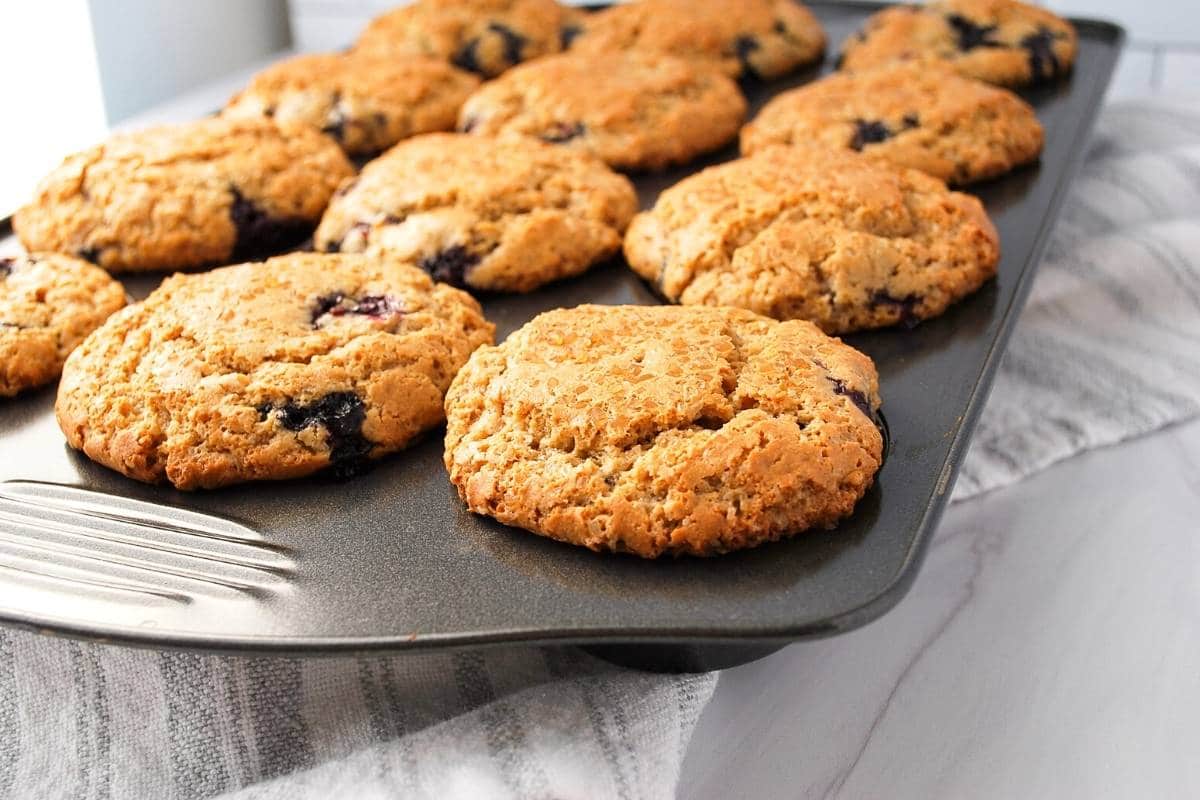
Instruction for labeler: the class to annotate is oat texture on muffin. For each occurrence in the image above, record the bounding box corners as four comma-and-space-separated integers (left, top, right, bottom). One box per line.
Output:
355, 0, 572, 78
14, 117, 354, 273
837, 0, 1077, 87
567, 0, 825, 79
624, 144, 1000, 334
0, 253, 126, 397
55, 253, 493, 489
741, 62, 1044, 184
457, 51, 747, 171
224, 52, 480, 156
444, 304, 884, 558
315, 133, 638, 292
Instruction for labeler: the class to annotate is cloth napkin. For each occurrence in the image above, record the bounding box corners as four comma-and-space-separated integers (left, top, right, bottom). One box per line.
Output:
1, 95, 1198, 800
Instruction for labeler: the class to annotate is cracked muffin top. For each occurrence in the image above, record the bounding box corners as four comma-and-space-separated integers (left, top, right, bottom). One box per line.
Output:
224, 52, 480, 157
837, 0, 1077, 87
0, 253, 127, 397
314, 133, 638, 293
741, 61, 1044, 185
457, 50, 747, 171
55, 252, 493, 490
624, 144, 1000, 334
566, 0, 825, 80
14, 116, 354, 273
354, 0, 574, 78
444, 304, 883, 558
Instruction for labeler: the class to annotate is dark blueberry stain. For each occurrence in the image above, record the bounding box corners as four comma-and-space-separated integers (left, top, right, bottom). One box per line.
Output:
945, 14, 1003, 52
851, 119, 893, 151
418, 245, 480, 288
453, 22, 527, 75
870, 290, 922, 328
76, 247, 102, 265
263, 105, 276, 118
561, 24, 582, 49
832, 378, 882, 430
453, 39, 483, 74
229, 188, 312, 262
261, 392, 372, 477
489, 22, 527, 66
0, 257, 13, 279
1021, 26, 1064, 81
734, 35, 762, 80
540, 121, 585, 143
460, 114, 481, 133
851, 115, 919, 151
311, 292, 401, 325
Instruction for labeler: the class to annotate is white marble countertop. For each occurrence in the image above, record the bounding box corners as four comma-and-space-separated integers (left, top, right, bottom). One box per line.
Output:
682, 418, 1200, 799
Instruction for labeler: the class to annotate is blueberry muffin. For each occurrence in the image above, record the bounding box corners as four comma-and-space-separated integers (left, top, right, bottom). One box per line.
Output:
458, 51, 747, 171
444, 304, 883, 558
566, 0, 825, 80
14, 117, 354, 273
1, 253, 126, 397
314, 133, 638, 293
624, 144, 1000, 334
838, 0, 1077, 87
224, 52, 480, 157
741, 62, 1044, 184
56, 253, 493, 489
355, 0, 572, 78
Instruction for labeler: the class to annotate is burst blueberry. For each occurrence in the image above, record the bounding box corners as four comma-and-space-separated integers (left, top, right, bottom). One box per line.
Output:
261, 392, 372, 476
229, 187, 311, 261
419, 246, 480, 288
311, 293, 401, 325
851, 119, 894, 151
734, 35, 762, 79
831, 378, 881, 429
945, 14, 1002, 51
869, 290, 921, 327
1021, 26, 1063, 80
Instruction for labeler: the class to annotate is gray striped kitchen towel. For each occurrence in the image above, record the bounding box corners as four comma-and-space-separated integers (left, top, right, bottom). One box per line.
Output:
1, 95, 1198, 800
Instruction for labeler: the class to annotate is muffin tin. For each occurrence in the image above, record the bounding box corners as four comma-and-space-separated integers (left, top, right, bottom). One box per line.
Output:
0, 3, 1122, 671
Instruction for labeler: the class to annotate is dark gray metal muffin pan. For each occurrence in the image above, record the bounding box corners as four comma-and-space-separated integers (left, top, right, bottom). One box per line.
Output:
0, 3, 1122, 670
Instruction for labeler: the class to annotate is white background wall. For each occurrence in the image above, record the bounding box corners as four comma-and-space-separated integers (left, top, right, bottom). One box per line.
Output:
0, 1, 292, 218
287, 0, 1200, 98
87, 0, 291, 123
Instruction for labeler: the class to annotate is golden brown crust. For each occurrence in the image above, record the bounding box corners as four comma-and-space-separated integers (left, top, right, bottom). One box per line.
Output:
741, 62, 1044, 184
0, 253, 127, 396
224, 53, 481, 156
14, 117, 354, 273
838, 0, 1078, 87
314, 133, 638, 293
444, 304, 883, 558
355, 0, 571, 77
568, 0, 825, 79
624, 144, 1000, 334
55, 253, 494, 489
457, 51, 747, 171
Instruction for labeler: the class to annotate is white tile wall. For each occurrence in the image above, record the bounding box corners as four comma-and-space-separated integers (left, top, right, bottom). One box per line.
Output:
286, 0, 1200, 98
